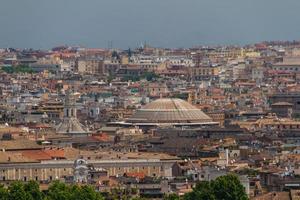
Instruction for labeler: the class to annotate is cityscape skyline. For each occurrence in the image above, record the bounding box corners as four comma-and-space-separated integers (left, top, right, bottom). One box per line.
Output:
2, 1, 300, 199
1, 0, 300, 49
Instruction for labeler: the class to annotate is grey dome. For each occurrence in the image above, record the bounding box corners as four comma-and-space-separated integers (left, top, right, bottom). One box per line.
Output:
127, 98, 212, 124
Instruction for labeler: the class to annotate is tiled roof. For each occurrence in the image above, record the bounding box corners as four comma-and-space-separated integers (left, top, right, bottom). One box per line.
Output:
0, 152, 37, 163
125, 172, 145, 179
0, 139, 41, 150
22, 150, 52, 161
44, 148, 65, 158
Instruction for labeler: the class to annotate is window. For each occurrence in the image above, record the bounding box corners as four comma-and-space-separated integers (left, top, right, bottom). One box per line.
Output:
24, 177, 27, 181
35, 176, 38, 181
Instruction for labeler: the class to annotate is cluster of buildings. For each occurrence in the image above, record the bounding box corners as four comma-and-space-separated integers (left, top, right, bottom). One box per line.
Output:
2, 42, 300, 198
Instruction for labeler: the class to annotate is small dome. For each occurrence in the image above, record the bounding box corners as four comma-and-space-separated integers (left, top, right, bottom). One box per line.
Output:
127, 98, 212, 123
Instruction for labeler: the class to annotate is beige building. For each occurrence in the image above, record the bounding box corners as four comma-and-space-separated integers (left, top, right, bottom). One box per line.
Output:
0, 159, 177, 182
76, 58, 104, 75
145, 82, 169, 97
189, 66, 219, 81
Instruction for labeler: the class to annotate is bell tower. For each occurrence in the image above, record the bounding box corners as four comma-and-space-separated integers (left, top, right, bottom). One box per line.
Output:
56, 89, 89, 136
64, 89, 77, 118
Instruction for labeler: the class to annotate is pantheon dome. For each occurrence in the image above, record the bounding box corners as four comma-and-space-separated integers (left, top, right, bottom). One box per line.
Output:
127, 98, 213, 124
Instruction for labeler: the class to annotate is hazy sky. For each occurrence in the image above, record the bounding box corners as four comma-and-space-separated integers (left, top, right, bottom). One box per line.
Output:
0, 0, 300, 49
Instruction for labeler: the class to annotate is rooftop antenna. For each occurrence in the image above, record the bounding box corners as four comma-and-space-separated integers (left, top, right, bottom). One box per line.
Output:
108, 41, 113, 50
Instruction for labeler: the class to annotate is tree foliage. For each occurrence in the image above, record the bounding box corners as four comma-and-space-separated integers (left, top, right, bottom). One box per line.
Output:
0, 185, 8, 200
1, 65, 35, 74
163, 193, 180, 200
0, 181, 103, 200
0, 175, 247, 200
121, 71, 160, 82
184, 174, 248, 200
212, 174, 248, 200
8, 181, 32, 200
24, 181, 44, 200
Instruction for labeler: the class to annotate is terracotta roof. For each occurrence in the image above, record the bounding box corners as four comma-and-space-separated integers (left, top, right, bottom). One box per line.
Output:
92, 133, 109, 142
0, 139, 41, 151
63, 147, 177, 160
0, 152, 37, 163
44, 148, 65, 159
27, 123, 52, 129
125, 172, 145, 179
22, 150, 52, 161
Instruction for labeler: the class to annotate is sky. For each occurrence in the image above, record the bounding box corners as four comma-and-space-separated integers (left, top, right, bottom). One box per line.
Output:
0, 0, 300, 49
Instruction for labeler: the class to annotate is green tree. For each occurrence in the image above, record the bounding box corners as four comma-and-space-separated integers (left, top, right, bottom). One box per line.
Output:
1, 181, 105, 200
107, 73, 115, 83
184, 181, 215, 200
47, 181, 72, 200
212, 174, 248, 200
122, 75, 140, 82
70, 185, 104, 200
163, 193, 180, 200
1, 65, 35, 74
130, 197, 146, 200
0, 184, 8, 200
183, 174, 248, 200
24, 181, 43, 200
8, 181, 32, 200
141, 72, 159, 81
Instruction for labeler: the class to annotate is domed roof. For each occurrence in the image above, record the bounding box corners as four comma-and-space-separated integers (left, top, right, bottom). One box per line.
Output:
127, 98, 212, 124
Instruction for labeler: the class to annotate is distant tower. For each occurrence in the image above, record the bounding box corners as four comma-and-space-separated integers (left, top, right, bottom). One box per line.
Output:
56, 89, 89, 137
64, 89, 77, 118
